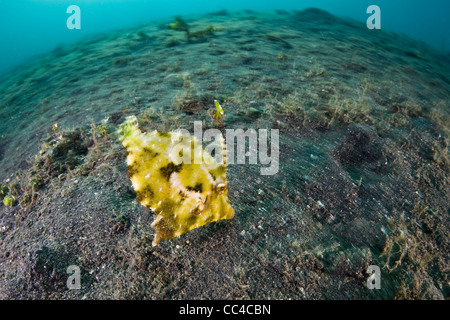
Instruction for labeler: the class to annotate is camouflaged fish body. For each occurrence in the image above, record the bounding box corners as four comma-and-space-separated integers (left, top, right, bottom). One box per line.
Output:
119, 116, 234, 246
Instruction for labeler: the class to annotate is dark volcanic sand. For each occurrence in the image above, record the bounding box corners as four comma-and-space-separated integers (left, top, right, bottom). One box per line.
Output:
0, 9, 449, 299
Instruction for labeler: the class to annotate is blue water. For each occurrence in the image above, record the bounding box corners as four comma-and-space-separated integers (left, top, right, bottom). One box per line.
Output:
1, 0, 449, 75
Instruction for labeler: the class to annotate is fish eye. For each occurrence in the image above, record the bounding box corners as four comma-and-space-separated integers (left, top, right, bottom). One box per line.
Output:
216, 183, 226, 194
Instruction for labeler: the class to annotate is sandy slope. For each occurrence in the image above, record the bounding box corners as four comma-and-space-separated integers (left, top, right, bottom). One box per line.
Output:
0, 9, 448, 299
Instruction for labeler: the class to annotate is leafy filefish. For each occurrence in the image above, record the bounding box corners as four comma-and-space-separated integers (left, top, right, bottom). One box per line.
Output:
118, 116, 234, 246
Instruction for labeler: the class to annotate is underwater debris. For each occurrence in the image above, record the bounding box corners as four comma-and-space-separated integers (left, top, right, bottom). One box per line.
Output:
0, 183, 8, 198
118, 116, 234, 246
167, 17, 218, 43
187, 26, 216, 42
213, 100, 224, 119
168, 17, 190, 33
96, 117, 110, 137
209, 100, 226, 128
168, 16, 190, 42
29, 128, 91, 187
2, 194, 15, 207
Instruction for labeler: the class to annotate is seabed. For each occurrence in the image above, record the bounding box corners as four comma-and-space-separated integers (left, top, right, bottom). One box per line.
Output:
0, 9, 448, 299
